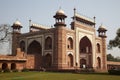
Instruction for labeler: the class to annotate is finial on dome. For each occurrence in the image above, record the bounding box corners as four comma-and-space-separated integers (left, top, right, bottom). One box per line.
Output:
59, 6, 61, 10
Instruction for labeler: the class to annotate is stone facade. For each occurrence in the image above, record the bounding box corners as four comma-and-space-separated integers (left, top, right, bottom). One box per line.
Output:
0, 48, 26, 71
0, 8, 112, 72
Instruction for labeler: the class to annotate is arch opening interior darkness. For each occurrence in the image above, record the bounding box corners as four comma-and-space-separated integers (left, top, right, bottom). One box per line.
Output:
27, 40, 42, 54
2, 63, 8, 70
11, 63, 16, 70
79, 36, 92, 53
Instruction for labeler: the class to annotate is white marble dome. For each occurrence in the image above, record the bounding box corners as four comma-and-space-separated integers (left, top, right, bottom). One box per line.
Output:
13, 20, 21, 26
56, 9, 65, 15
99, 25, 107, 30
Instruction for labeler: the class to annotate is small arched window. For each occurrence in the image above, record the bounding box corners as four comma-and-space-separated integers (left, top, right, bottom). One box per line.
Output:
45, 37, 52, 50
2, 63, 8, 70
11, 63, 16, 70
97, 43, 100, 53
67, 37, 73, 50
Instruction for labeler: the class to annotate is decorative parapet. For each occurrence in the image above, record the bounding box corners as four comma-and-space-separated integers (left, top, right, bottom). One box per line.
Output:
30, 23, 50, 32
74, 13, 95, 26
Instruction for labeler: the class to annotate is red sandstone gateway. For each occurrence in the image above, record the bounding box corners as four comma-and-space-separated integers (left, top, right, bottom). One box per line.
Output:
0, 8, 115, 72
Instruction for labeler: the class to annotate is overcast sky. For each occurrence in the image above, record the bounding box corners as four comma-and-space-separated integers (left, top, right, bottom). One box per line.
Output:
0, 0, 120, 56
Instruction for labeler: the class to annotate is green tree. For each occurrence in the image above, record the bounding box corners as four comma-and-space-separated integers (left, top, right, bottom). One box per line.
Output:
107, 54, 120, 62
108, 28, 120, 49
107, 54, 114, 61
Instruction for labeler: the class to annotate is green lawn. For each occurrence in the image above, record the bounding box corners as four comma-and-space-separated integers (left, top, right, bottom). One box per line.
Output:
0, 72, 120, 80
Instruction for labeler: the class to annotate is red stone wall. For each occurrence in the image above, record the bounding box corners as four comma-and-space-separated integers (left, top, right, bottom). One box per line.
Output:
26, 54, 42, 70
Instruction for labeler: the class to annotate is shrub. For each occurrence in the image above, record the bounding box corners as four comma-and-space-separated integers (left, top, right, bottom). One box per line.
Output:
22, 68, 29, 72
108, 69, 120, 75
80, 68, 95, 73
4, 68, 11, 73
12, 69, 19, 72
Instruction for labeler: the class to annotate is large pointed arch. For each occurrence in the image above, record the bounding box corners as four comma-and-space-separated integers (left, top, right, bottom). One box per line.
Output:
79, 36, 92, 53
27, 40, 42, 54
79, 36, 93, 68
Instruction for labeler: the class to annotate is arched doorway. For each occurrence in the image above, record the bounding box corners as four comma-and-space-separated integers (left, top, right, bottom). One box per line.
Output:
27, 40, 42, 54
97, 57, 101, 69
80, 59, 86, 68
11, 63, 16, 70
67, 54, 73, 67
79, 36, 92, 68
2, 63, 8, 70
44, 54, 52, 68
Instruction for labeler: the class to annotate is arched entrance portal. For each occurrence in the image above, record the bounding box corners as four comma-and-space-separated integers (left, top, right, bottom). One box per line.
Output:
67, 54, 73, 67
11, 63, 16, 70
2, 63, 8, 70
27, 40, 42, 69
97, 57, 101, 69
79, 36, 92, 68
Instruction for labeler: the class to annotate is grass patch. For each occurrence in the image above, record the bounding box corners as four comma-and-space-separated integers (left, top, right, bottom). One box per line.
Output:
0, 72, 120, 80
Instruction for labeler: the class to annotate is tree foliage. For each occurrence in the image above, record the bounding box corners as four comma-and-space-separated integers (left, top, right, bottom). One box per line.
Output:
108, 28, 120, 49
107, 54, 114, 61
107, 54, 120, 62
